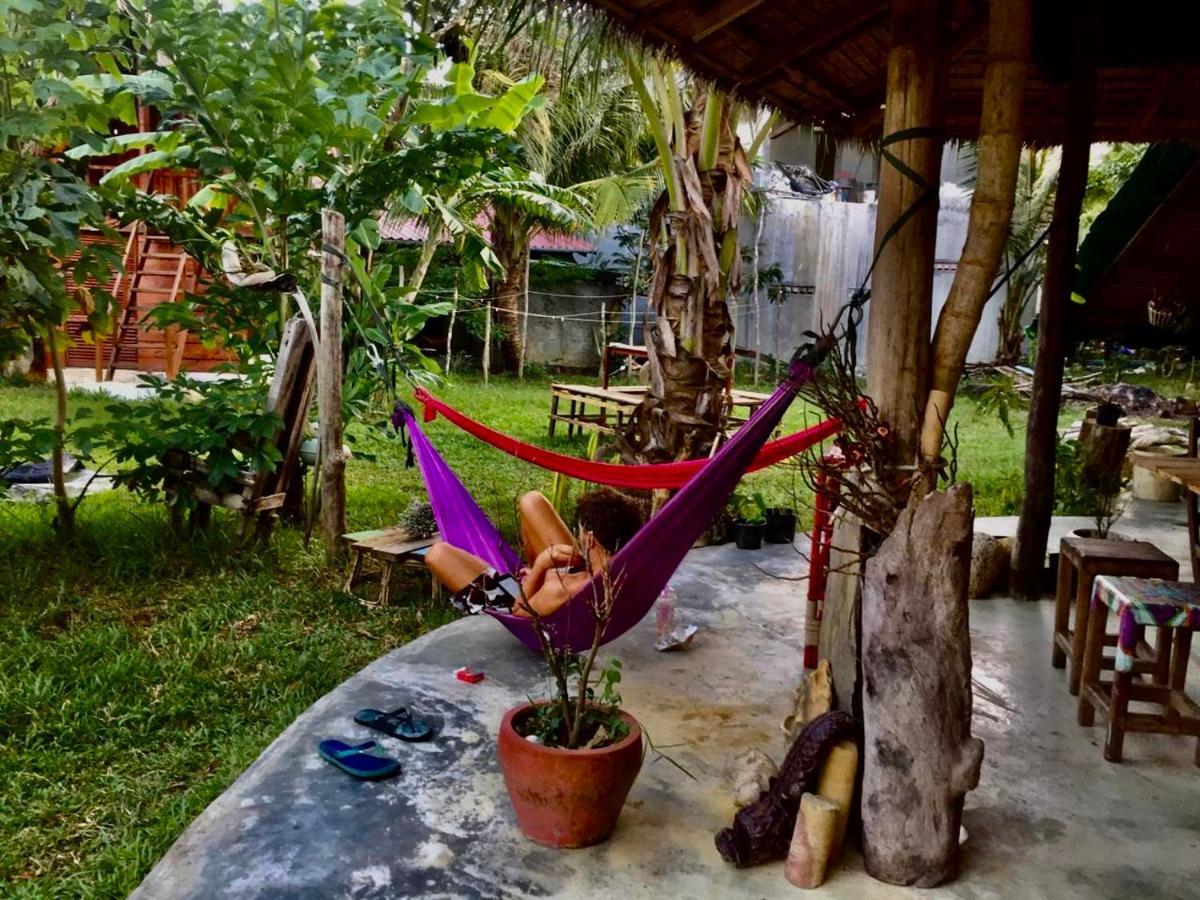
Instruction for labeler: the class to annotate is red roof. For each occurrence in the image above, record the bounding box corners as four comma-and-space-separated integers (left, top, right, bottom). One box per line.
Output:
378, 212, 594, 253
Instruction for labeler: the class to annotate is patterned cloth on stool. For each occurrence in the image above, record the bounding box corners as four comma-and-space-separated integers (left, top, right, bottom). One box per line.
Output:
1078, 575, 1200, 765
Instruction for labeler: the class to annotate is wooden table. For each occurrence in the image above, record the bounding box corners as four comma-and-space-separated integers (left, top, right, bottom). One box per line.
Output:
1131, 450, 1200, 580
548, 383, 772, 438
342, 529, 439, 607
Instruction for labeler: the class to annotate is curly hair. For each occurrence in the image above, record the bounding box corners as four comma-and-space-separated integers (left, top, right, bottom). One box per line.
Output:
575, 488, 644, 554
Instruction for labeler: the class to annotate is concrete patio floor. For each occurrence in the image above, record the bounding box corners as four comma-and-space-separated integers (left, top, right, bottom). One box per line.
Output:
134, 501, 1200, 899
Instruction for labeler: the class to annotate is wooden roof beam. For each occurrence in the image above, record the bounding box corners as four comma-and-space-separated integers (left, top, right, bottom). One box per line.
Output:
691, 0, 770, 42
744, 3, 890, 90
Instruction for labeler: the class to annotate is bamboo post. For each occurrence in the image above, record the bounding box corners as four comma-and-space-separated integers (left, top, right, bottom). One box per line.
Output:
919, 0, 1030, 467
318, 209, 347, 563
445, 282, 458, 376
482, 302, 492, 385
865, 0, 948, 466
518, 253, 531, 380
1011, 1, 1097, 598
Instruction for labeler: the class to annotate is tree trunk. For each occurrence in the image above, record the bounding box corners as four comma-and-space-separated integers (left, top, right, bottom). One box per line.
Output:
45, 328, 74, 536
865, 0, 948, 468
919, 0, 1030, 466
860, 484, 984, 886
623, 92, 747, 463
491, 208, 531, 372
1011, 3, 1097, 599
318, 210, 347, 563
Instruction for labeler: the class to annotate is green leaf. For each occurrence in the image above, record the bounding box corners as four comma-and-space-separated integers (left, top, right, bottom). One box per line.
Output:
98, 151, 174, 186
476, 75, 546, 134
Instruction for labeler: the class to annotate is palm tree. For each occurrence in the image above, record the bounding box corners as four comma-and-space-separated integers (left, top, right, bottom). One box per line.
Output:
474, 25, 657, 370
997, 148, 1058, 363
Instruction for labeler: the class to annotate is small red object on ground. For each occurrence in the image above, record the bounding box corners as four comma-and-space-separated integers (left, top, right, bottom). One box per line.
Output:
455, 666, 485, 684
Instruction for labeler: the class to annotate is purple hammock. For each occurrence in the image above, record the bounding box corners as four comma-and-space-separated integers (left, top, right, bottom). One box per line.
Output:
400, 358, 817, 653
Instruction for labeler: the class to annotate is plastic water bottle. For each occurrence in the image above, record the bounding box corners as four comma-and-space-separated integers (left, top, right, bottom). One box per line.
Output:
656, 583, 678, 640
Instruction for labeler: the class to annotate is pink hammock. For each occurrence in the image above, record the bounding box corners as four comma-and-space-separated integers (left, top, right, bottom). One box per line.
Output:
400, 359, 819, 652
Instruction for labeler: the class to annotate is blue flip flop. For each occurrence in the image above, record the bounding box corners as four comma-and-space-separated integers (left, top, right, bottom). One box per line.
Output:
317, 739, 401, 780
354, 707, 434, 742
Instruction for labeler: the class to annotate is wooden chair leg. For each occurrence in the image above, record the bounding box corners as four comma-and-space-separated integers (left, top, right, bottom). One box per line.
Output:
379, 563, 393, 608
1105, 668, 1130, 763
1154, 626, 1172, 687
1052, 553, 1073, 669
1069, 564, 1094, 696
344, 550, 364, 593
1167, 628, 1193, 723
548, 394, 559, 437
1078, 599, 1108, 727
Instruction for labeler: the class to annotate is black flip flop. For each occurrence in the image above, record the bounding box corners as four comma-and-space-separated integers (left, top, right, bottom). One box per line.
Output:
354, 707, 434, 741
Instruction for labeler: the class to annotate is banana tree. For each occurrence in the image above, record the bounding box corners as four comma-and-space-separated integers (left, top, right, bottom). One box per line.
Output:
619, 53, 773, 462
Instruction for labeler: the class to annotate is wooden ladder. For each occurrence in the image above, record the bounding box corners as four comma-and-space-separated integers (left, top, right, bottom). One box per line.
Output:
105, 232, 195, 380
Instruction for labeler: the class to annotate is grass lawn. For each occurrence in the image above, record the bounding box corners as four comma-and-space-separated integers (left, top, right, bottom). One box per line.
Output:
0, 369, 1083, 896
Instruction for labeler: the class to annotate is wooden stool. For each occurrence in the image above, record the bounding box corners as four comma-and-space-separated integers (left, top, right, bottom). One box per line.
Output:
1078, 576, 1200, 765
342, 529, 439, 607
1052, 537, 1177, 695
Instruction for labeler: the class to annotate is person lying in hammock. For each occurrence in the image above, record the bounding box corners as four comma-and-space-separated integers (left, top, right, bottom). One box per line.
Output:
426, 487, 644, 618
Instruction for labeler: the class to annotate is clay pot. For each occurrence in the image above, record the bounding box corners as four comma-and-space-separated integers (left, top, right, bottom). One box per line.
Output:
497, 703, 643, 848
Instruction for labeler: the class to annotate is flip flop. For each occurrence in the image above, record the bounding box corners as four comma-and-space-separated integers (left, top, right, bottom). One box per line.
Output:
354, 707, 434, 742
317, 739, 402, 780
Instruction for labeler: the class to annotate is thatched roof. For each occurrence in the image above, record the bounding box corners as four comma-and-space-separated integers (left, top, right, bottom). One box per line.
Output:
571, 0, 1200, 143
1074, 144, 1200, 346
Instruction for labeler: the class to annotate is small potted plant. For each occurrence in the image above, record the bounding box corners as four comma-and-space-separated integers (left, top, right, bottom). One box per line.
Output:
732, 491, 768, 549
497, 546, 643, 848
765, 505, 798, 544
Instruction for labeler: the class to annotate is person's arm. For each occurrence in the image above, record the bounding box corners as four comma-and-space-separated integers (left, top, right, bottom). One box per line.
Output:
520, 543, 579, 596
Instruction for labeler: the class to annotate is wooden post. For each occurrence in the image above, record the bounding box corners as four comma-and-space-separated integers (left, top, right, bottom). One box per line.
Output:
598, 301, 608, 380
752, 202, 764, 385
518, 253, 531, 380
865, 0, 948, 466
919, 0, 1030, 466
628, 230, 643, 346
482, 302, 492, 385
1011, 4, 1097, 598
445, 282, 457, 376
318, 209, 346, 562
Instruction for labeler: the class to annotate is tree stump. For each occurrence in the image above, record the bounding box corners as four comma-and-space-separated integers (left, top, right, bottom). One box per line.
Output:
861, 484, 984, 887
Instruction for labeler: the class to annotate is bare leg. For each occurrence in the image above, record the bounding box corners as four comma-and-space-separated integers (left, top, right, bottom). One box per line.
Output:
519, 490, 574, 561
426, 542, 490, 593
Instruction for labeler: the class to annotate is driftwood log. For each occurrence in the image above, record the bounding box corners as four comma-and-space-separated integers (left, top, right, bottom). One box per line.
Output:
714, 710, 855, 867
861, 485, 984, 886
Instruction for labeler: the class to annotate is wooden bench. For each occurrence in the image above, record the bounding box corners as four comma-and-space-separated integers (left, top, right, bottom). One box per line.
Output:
342, 529, 440, 607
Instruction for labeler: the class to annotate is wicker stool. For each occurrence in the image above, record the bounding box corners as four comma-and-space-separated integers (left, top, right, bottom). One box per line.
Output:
1052, 537, 1178, 695
1078, 576, 1200, 765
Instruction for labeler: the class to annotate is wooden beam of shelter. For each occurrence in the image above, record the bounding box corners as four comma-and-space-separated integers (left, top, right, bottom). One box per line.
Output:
864, 0, 949, 468
691, 0, 769, 42
1011, 1, 1098, 599
744, 4, 889, 90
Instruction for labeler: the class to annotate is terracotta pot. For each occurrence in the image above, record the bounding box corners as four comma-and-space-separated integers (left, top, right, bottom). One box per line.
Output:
497, 703, 643, 848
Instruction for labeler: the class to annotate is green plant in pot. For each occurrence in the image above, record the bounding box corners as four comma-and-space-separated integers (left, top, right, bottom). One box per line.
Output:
731, 491, 768, 550
497, 547, 643, 848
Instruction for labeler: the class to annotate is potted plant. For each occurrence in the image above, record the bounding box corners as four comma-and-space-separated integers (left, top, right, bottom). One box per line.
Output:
765, 505, 798, 544
732, 491, 768, 549
497, 549, 643, 848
